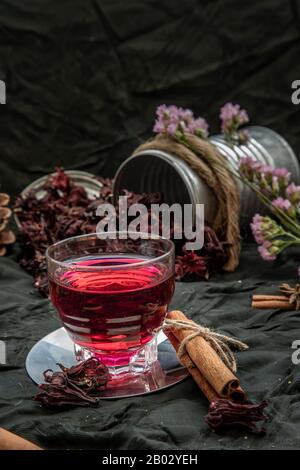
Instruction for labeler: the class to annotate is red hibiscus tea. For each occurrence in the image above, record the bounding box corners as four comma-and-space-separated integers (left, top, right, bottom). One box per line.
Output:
50, 255, 174, 357
47, 235, 175, 376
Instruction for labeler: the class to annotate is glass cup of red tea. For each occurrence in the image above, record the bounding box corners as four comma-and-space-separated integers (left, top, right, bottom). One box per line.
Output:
46, 232, 175, 379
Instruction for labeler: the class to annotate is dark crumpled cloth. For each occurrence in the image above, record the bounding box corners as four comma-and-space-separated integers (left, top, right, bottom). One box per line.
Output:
0, 0, 300, 198
1, 0, 300, 450
1, 243, 300, 450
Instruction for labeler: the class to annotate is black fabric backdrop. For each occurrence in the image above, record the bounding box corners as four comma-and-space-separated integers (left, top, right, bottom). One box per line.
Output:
1, 0, 300, 450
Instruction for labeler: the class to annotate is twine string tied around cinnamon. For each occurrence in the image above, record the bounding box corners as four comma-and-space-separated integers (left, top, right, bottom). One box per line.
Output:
162, 318, 249, 373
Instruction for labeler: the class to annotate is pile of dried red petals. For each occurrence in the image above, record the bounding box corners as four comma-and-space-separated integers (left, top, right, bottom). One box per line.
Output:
14, 168, 228, 295
35, 358, 109, 409
14, 169, 110, 294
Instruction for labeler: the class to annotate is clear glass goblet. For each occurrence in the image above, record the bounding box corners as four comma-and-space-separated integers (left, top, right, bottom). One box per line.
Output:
46, 232, 175, 379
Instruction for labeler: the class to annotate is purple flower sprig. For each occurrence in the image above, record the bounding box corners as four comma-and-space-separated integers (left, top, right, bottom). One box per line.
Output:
286, 183, 300, 204
239, 157, 300, 274
238, 157, 300, 223
239, 156, 291, 199
220, 102, 249, 144
153, 105, 209, 139
272, 197, 296, 218
250, 214, 289, 261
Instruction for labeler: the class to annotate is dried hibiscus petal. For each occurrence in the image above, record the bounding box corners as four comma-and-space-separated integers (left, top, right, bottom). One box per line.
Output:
174, 225, 228, 281
175, 249, 208, 280
34, 358, 109, 409
57, 357, 109, 391
45, 166, 72, 192
203, 226, 228, 272
205, 398, 269, 434
97, 177, 114, 203
35, 383, 100, 409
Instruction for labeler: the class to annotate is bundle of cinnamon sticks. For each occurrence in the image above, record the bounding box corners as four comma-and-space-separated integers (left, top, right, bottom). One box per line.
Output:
252, 295, 293, 310
252, 283, 300, 310
165, 310, 246, 402
164, 310, 268, 433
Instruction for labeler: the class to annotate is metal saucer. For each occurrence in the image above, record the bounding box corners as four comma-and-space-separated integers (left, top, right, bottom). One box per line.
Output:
26, 328, 189, 399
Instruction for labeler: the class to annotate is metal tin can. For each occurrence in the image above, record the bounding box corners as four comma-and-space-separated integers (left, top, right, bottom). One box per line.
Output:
113, 126, 300, 225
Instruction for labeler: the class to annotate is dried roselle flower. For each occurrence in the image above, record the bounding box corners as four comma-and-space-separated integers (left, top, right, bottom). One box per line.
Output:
175, 249, 208, 280
34, 358, 109, 409
44, 166, 72, 192
97, 177, 114, 203
205, 398, 269, 434
35, 383, 100, 409
174, 225, 228, 281
64, 219, 85, 238
203, 226, 228, 271
68, 186, 90, 206
43, 369, 66, 386
204, 225, 227, 255
57, 357, 109, 392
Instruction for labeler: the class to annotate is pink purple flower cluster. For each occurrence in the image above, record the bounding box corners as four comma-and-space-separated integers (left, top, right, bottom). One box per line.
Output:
272, 197, 292, 212
153, 105, 209, 138
241, 157, 300, 270
286, 182, 300, 203
220, 103, 249, 137
239, 156, 292, 203
238, 156, 300, 222
250, 214, 285, 261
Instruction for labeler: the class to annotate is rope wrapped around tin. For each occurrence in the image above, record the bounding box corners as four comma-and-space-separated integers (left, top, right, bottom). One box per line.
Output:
133, 134, 241, 271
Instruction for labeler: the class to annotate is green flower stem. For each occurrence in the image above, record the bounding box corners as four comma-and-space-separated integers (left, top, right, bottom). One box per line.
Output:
283, 231, 300, 242
278, 239, 300, 254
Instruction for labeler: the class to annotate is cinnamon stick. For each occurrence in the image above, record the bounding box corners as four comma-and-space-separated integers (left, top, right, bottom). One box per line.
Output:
0, 428, 41, 450
252, 300, 291, 310
252, 295, 288, 302
165, 330, 218, 402
166, 310, 246, 401
251, 294, 294, 310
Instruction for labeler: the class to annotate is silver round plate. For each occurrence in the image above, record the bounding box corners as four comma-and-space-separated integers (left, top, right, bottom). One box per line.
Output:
26, 328, 189, 399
